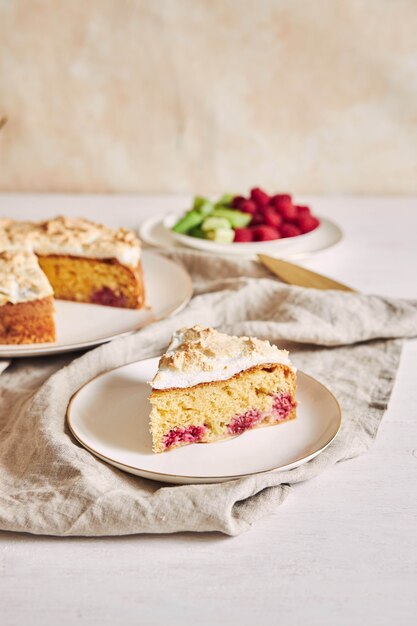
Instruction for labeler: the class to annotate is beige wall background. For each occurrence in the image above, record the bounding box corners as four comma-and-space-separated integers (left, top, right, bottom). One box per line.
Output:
0, 0, 416, 195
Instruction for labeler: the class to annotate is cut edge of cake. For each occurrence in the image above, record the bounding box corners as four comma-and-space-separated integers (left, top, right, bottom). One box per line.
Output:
149, 326, 297, 453
37, 255, 145, 309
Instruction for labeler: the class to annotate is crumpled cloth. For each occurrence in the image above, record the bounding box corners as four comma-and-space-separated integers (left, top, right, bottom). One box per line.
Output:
0, 250, 416, 536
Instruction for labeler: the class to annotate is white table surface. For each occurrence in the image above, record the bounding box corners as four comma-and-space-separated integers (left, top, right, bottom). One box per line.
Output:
1, 194, 416, 626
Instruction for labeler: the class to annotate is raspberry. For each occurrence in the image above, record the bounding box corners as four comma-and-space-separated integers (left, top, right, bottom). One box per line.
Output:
278, 202, 298, 222
272, 195, 293, 212
263, 208, 283, 228
234, 227, 253, 243
228, 409, 262, 435
250, 187, 270, 207
163, 425, 207, 449
251, 212, 265, 225
231, 195, 246, 209
281, 223, 301, 238
252, 225, 281, 241
297, 215, 320, 234
257, 202, 275, 215
91, 287, 127, 307
295, 205, 311, 216
271, 194, 292, 204
239, 199, 257, 215
272, 393, 295, 420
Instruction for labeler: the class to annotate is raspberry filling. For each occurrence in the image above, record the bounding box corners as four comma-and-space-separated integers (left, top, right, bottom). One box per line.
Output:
163, 395, 295, 448
163, 425, 207, 450
227, 409, 262, 435
228, 394, 295, 435
91, 287, 127, 307
272, 393, 295, 420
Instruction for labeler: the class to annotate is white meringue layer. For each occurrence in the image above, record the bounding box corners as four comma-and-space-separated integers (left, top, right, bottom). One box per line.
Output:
152, 327, 295, 390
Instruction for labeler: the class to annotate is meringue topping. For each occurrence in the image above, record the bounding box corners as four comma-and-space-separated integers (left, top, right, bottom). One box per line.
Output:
0, 250, 53, 306
0, 216, 141, 268
151, 326, 294, 389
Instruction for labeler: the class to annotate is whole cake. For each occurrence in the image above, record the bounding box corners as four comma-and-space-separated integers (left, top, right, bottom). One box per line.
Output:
0, 216, 145, 344
149, 326, 297, 453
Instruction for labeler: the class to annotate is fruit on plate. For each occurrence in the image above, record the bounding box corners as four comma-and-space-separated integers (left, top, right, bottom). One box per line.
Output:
172, 188, 320, 243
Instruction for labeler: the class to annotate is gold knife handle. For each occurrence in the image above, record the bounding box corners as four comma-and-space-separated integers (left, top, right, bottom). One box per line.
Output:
258, 254, 356, 292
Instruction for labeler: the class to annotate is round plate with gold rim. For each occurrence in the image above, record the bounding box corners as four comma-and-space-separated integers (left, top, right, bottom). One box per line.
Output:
67, 357, 342, 485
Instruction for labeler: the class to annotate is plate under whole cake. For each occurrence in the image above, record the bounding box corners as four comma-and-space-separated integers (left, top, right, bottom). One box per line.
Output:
0, 251, 193, 357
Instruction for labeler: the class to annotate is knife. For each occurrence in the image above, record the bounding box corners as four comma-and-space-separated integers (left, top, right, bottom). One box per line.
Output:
258, 254, 355, 292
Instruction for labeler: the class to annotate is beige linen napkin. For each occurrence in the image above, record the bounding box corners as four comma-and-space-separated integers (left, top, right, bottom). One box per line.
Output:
0, 250, 416, 537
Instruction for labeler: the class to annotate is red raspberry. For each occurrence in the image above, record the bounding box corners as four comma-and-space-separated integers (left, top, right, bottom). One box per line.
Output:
251, 212, 265, 225
272, 195, 292, 212
250, 187, 270, 207
251, 225, 281, 241
234, 227, 254, 243
263, 208, 283, 228
231, 195, 246, 209
281, 223, 301, 238
239, 200, 258, 215
271, 194, 292, 204
297, 215, 320, 234
295, 205, 311, 216
278, 202, 298, 222
257, 202, 277, 215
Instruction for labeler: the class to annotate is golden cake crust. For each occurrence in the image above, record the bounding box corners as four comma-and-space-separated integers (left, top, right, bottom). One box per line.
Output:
0, 296, 56, 344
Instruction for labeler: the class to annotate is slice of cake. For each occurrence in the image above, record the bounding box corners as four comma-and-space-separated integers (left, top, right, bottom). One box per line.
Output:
0, 250, 56, 344
149, 326, 297, 453
2, 216, 145, 309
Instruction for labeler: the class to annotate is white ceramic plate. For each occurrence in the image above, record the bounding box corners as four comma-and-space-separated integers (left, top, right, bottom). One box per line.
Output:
67, 357, 342, 484
0, 252, 193, 358
139, 214, 343, 260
